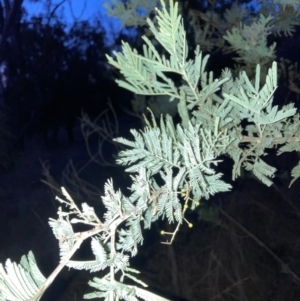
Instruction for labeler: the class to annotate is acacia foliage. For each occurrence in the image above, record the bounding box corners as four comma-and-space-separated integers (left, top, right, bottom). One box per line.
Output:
1, 1, 300, 301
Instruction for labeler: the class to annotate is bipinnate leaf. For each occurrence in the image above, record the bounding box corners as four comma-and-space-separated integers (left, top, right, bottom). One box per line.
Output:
0, 252, 46, 301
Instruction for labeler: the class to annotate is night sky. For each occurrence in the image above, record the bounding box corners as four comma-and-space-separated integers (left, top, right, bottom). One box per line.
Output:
24, 0, 123, 45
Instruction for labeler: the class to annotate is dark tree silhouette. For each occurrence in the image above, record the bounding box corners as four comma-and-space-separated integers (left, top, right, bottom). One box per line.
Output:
2, 12, 131, 149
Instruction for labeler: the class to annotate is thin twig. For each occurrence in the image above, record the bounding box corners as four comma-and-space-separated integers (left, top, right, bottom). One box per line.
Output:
208, 277, 250, 301
216, 204, 300, 285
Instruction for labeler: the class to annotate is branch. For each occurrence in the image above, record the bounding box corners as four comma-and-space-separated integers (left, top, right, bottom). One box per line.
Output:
241, 134, 300, 144
48, 0, 66, 21
0, 0, 23, 58
25, 224, 104, 301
